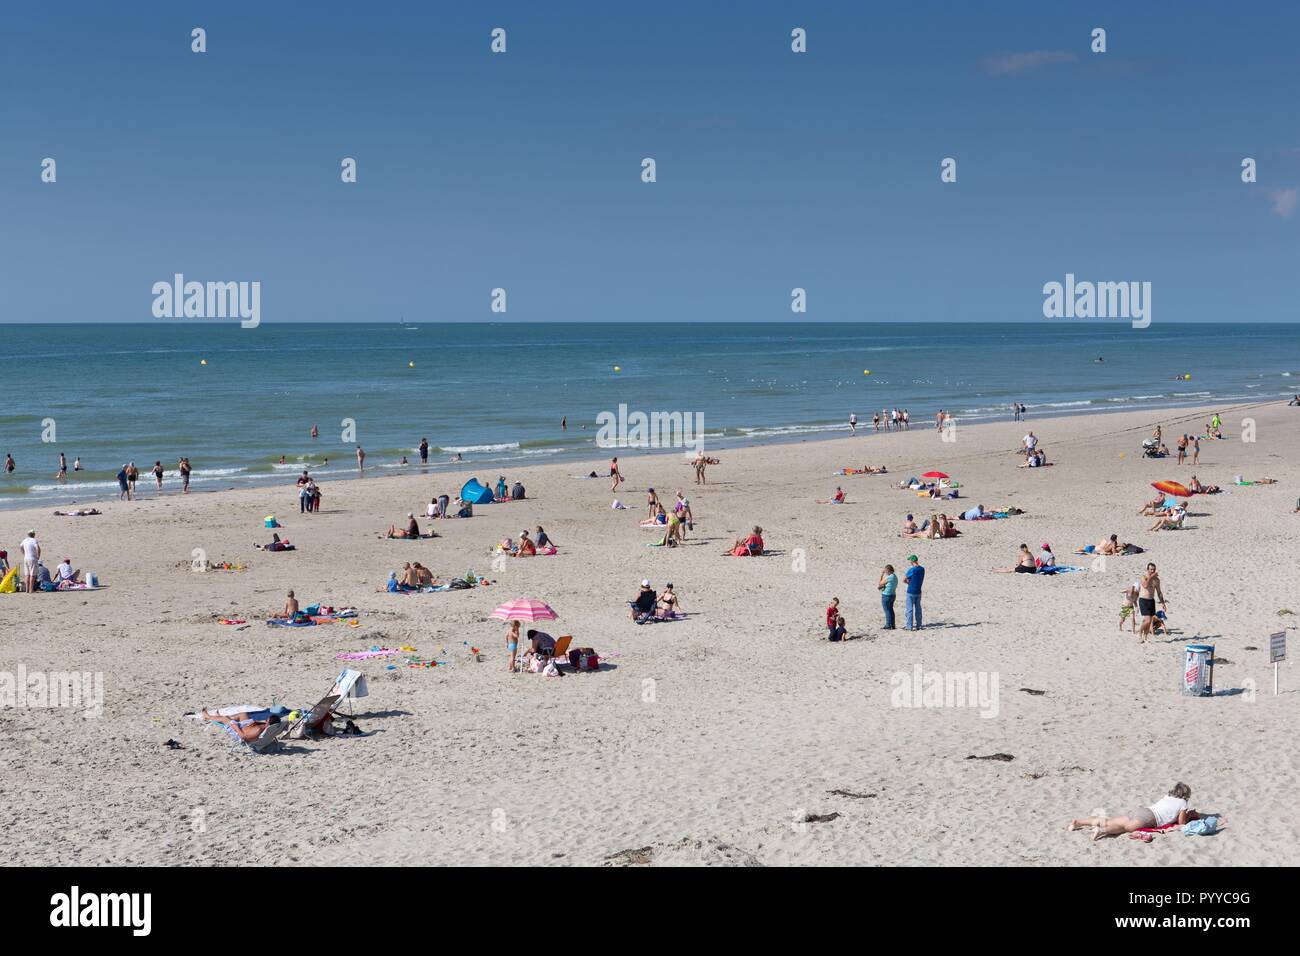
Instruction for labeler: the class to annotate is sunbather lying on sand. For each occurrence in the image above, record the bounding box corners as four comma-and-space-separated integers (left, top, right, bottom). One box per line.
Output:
53, 508, 101, 516
1187, 476, 1220, 494
1075, 534, 1142, 555
255, 533, 295, 551
1068, 782, 1201, 841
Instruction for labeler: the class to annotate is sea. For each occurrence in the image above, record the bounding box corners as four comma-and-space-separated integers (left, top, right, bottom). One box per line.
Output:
0, 321, 1295, 510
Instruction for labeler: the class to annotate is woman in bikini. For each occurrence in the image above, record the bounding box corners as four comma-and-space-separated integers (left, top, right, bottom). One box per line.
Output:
992, 544, 1037, 573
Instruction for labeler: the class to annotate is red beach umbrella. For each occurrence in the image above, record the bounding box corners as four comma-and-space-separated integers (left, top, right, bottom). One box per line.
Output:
921, 471, 950, 479
1151, 480, 1192, 498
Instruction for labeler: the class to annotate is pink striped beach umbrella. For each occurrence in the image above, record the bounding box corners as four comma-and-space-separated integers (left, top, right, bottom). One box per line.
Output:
490, 598, 558, 622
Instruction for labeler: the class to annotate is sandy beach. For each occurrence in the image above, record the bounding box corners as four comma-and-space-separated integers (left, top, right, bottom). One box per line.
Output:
2, 401, 1296, 867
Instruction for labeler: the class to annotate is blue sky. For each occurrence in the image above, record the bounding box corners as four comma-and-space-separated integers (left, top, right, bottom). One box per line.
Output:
2, 1, 1296, 323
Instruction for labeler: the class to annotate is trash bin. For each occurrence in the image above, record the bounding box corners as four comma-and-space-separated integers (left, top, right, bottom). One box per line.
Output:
1183, 644, 1215, 697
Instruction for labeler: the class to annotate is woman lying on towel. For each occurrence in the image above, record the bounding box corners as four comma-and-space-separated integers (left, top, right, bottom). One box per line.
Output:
53, 508, 102, 516
1074, 534, 1143, 556
725, 526, 765, 556
1187, 476, 1221, 494
255, 533, 295, 551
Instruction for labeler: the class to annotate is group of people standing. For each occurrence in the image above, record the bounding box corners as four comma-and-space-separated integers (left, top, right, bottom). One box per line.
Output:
824, 555, 926, 640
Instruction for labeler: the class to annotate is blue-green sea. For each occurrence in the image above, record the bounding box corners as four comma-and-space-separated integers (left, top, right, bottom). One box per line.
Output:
0, 321, 1295, 508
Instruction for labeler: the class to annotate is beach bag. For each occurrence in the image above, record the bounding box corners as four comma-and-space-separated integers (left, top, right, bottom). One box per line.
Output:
449, 578, 471, 589
568, 648, 600, 672
85, 572, 98, 587
1182, 815, 1220, 836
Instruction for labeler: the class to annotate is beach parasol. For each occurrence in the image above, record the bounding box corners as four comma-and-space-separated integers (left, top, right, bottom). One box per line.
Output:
1151, 480, 1192, 497
490, 598, 558, 622
921, 471, 950, 479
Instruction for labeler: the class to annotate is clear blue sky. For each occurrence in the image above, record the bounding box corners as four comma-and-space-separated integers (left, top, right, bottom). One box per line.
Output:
2, 1, 1296, 323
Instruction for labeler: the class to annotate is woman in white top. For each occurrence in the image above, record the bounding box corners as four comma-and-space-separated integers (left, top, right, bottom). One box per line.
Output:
1068, 782, 1196, 841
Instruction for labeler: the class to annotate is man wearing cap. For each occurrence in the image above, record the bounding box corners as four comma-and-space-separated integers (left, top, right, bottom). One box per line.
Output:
20, 530, 41, 595
904, 554, 925, 631
630, 580, 657, 621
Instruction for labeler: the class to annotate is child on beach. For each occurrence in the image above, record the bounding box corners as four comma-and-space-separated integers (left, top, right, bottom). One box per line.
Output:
1120, 582, 1139, 632
505, 620, 521, 673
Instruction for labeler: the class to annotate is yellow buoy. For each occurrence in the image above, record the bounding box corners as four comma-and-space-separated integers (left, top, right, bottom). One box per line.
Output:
613, 366, 621, 372
200, 359, 207, 365
863, 369, 870, 375
408, 361, 415, 368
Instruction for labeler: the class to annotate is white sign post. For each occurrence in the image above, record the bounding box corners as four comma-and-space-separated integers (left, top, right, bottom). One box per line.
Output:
1270, 631, 1286, 696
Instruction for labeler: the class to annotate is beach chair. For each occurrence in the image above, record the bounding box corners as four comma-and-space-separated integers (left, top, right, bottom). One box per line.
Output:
286, 694, 341, 739
246, 721, 291, 754
549, 635, 573, 666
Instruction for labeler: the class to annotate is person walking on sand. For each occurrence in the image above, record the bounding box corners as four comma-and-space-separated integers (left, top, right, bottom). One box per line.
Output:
1137, 563, 1168, 642
849, 413, 857, 436
1192, 435, 1200, 465
20, 530, 40, 596
693, 451, 709, 485
878, 564, 898, 629
610, 456, 624, 492
646, 487, 660, 520
1119, 581, 1140, 633
904, 555, 924, 631
356, 445, 366, 472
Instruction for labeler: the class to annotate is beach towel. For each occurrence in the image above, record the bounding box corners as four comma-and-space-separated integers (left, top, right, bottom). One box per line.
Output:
266, 618, 317, 627
336, 648, 403, 660
1036, 565, 1086, 574
218, 618, 247, 625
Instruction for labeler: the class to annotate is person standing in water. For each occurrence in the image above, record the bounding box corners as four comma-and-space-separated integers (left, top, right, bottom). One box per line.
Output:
311, 424, 319, 439
4, 453, 15, 474
356, 445, 366, 472
153, 460, 164, 491
56, 453, 67, 480
178, 457, 192, 493
73, 456, 81, 471
419, 437, 429, 464
848, 413, 857, 436
561, 417, 567, 431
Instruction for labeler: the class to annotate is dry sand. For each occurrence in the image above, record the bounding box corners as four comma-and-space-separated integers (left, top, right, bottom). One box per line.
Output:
2, 402, 1297, 866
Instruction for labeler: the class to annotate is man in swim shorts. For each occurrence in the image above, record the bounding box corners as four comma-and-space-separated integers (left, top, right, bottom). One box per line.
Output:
1137, 563, 1167, 643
